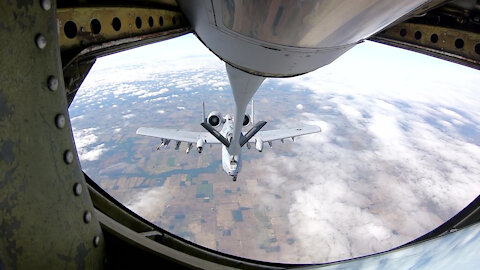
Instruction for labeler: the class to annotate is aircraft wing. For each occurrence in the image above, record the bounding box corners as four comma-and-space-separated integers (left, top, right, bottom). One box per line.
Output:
136, 127, 221, 144
252, 125, 321, 142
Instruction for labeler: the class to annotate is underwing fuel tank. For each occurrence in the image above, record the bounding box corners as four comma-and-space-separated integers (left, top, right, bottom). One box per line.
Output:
177, 0, 429, 77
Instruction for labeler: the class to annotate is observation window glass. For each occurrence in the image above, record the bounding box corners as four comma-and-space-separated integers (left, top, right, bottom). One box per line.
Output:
69, 33, 480, 263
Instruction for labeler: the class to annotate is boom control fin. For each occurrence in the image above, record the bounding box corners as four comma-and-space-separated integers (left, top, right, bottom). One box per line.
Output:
201, 122, 230, 148
240, 121, 267, 147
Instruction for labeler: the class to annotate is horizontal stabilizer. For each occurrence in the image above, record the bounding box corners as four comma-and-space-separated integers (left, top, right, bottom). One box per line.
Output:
240, 121, 267, 147
201, 122, 230, 148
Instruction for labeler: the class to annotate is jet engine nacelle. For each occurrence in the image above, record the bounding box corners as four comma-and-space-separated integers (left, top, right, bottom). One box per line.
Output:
197, 139, 205, 153
243, 114, 251, 126
207, 111, 222, 127
255, 138, 263, 152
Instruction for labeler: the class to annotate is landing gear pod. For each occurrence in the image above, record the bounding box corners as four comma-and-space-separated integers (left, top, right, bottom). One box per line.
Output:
255, 138, 263, 152
197, 139, 205, 153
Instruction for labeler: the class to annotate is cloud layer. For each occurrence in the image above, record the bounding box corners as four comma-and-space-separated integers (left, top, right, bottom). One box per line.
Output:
69, 37, 480, 263
246, 54, 480, 262
72, 127, 108, 161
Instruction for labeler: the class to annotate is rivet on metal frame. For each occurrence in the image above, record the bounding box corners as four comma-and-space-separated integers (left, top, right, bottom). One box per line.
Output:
93, 236, 100, 247
47, 76, 58, 91
73, 183, 83, 196
83, 211, 92, 223
40, 0, 51, 11
64, 150, 74, 164
35, 34, 47, 49
55, 114, 66, 129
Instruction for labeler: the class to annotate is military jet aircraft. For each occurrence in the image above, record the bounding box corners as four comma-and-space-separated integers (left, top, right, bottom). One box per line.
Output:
137, 99, 320, 181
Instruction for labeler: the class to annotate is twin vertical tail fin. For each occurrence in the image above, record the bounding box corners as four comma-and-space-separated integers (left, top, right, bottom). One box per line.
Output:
202, 101, 206, 123
251, 99, 255, 125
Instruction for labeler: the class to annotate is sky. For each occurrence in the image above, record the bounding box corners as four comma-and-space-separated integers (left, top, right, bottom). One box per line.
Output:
90, 33, 480, 106
74, 33, 480, 263
91, 34, 213, 70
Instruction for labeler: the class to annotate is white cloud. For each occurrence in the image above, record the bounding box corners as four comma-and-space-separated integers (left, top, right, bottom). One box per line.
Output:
239, 49, 480, 261
72, 128, 108, 162
138, 88, 169, 99
81, 144, 107, 161
438, 107, 464, 121
122, 113, 135, 119
70, 115, 84, 122
338, 103, 363, 126
126, 187, 173, 222
296, 104, 304, 110
250, 86, 480, 262
146, 96, 170, 103
73, 128, 98, 150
